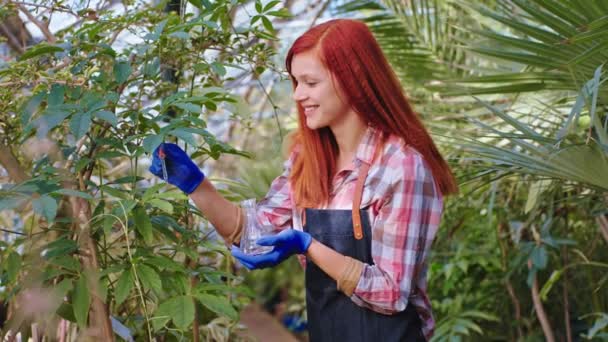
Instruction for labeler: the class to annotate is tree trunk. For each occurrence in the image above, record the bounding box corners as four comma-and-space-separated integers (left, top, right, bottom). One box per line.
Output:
71, 197, 115, 341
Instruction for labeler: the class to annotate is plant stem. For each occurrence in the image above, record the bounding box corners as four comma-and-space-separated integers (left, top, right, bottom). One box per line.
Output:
529, 260, 556, 342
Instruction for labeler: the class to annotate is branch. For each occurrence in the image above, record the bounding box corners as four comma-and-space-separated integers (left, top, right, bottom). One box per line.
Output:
529, 260, 556, 342
15, 3, 57, 43
0, 144, 29, 183
12, 1, 79, 17
597, 215, 608, 245
0, 22, 26, 54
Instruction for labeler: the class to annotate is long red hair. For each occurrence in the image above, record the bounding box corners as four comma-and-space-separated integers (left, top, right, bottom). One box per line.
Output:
286, 19, 457, 208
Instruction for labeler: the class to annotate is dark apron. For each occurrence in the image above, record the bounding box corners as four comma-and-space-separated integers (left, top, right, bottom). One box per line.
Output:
303, 207, 425, 342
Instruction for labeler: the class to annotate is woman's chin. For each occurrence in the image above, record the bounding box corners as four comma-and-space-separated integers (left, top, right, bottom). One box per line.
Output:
305, 118, 321, 130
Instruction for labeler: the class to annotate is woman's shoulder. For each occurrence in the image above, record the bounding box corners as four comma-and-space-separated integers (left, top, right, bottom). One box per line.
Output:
381, 134, 427, 167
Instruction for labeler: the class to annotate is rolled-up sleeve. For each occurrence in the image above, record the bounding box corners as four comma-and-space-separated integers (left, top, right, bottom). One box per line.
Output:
255, 151, 298, 232
352, 152, 443, 313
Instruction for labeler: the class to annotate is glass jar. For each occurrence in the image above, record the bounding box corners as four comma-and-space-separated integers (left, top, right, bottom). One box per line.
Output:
239, 199, 274, 255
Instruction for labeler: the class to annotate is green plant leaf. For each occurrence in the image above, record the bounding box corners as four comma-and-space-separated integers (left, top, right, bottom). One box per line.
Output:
48, 84, 65, 107
194, 293, 238, 320
263, 0, 280, 12
34, 109, 70, 136
114, 269, 133, 306
143, 134, 163, 154
113, 61, 132, 84
168, 31, 190, 39
172, 102, 201, 113
43, 238, 78, 259
70, 111, 92, 139
540, 270, 563, 301
210, 62, 226, 76
148, 199, 173, 214
133, 206, 153, 244
136, 264, 162, 294
54, 189, 93, 200
531, 246, 548, 269
32, 195, 58, 223
19, 44, 64, 60
94, 110, 118, 127
6, 251, 20, 283
156, 296, 195, 330
73, 275, 90, 328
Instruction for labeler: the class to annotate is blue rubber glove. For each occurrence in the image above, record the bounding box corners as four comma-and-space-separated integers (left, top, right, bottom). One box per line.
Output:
231, 229, 312, 270
149, 143, 205, 194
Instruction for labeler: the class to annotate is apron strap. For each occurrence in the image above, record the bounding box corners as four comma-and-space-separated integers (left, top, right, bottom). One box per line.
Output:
352, 138, 383, 240
352, 162, 371, 240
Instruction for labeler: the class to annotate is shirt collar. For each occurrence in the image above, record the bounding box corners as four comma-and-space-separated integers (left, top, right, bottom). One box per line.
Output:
355, 125, 383, 165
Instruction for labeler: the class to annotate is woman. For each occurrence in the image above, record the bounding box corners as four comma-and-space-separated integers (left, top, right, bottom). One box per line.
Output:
150, 19, 457, 341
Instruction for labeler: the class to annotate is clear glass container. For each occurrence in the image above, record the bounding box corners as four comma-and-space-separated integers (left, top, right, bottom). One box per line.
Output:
239, 199, 274, 255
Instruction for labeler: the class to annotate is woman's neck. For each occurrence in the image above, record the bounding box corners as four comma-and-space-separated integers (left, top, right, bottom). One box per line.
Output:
330, 111, 367, 160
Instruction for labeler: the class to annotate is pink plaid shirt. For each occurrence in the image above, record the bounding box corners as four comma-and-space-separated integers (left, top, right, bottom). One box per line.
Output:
256, 126, 444, 340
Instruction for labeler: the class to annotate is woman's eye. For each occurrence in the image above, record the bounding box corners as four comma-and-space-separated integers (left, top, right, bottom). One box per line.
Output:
306, 82, 317, 86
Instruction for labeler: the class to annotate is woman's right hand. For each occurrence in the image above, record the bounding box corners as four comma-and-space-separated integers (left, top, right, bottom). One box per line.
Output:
149, 143, 205, 194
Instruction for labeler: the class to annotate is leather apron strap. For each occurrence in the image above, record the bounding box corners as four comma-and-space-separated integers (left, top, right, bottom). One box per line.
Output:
301, 137, 383, 240
352, 162, 370, 240
352, 141, 382, 240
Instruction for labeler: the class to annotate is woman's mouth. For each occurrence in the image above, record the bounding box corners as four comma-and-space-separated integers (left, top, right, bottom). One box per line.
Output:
304, 105, 319, 115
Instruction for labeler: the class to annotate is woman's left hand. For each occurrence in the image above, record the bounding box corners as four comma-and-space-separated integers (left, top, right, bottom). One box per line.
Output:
231, 229, 312, 270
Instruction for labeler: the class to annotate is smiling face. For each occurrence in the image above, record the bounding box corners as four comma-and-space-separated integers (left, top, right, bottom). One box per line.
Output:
290, 49, 353, 130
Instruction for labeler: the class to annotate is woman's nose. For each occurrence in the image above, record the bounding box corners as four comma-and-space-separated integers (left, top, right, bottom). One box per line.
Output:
292, 85, 307, 101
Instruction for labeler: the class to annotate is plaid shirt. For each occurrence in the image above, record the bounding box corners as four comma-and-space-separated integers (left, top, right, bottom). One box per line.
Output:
256, 126, 443, 340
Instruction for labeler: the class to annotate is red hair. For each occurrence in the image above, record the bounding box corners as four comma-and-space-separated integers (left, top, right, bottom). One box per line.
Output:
286, 19, 457, 208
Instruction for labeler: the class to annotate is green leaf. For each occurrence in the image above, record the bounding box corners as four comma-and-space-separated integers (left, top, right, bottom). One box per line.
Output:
32, 195, 58, 222
43, 238, 78, 259
156, 296, 195, 330
187, 0, 201, 8
136, 264, 162, 294
6, 251, 20, 283
54, 189, 93, 200
34, 109, 70, 136
168, 128, 197, 146
48, 84, 65, 107
261, 16, 274, 32
263, 0, 280, 12
114, 269, 133, 306
94, 110, 118, 127
531, 246, 548, 269
56, 303, 76, 322
73, 276, 90, 328
148, 199, 174, 214
194, 293, 238, 320
168, 31, 190, 40
70, 111, 92, 139
143, 183, 165, 201
143, 57, 160, 77
143, 134, 164, 154
19, 44, 64, 60
524, 180, 551, 214
113, 61, 132, 84
210, 62, 226, 76
540, 270, 563, 301
49, 255, 80, 272
267, 9, 291, 18
133, 206, 153, 244
146, 19, 168, 41
144, 255, 185, 272
172, 102, 201, 113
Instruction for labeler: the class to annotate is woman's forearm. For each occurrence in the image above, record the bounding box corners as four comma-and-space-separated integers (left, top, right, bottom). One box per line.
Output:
189, 178, 241, 240
306, 239, 364, 295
